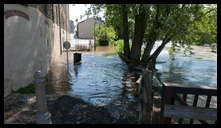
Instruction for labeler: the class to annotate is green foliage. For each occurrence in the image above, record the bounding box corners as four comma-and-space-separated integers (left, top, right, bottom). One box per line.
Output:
94, 24, 117, 45
113, 40, 132, 54
172, 4, 217, 46
113, 40, 124, 53
16, 83, 35, 94
104, 5, 123, 39
16, 74, 49, 94
168, 46, 176, 55
88, 4, 217, 62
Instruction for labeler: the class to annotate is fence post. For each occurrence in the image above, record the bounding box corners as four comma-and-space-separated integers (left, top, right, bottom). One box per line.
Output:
141, 69, 153, 123
34, 70, 52, 124
160, 86, 174, 124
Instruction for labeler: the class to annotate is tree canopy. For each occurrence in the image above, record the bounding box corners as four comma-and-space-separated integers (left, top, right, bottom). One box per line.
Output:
86, 4, 217, 70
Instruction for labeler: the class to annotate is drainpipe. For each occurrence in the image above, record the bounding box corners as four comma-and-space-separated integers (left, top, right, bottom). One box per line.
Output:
94, 20, 96, 51
66, 5, 68, 40
66, 6, 68, 40
58, 4, 62, 55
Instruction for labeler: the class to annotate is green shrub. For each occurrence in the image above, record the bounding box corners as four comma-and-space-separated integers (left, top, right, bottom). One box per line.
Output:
16, 74, 49, 94
113, 40, 124, 53
16, 83, 35, 94
94, 24, 117, 45
113, 40, 133, 54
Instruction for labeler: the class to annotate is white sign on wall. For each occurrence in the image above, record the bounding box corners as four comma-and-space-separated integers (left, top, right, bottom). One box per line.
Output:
63, 41, 71, 49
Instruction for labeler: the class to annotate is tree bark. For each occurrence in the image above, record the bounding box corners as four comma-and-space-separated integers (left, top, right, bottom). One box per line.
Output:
130, 5, 147, 62
121, 4, 130, 57
146, 35, 172, 70
141, 5, 160, 65
141, 39, 156, 65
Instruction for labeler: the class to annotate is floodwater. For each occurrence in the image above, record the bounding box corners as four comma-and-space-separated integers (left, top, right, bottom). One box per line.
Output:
53, 44, 217, 108
155, 42, 217, 88
67, 46, 140, 122
154, 42, 217, 110
68, 53, 129, 105
67, 46, 139, 106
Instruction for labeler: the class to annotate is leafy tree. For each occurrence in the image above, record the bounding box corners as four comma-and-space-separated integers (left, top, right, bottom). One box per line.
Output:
87, 4, 217, 71
94, 24, 117, 45
184, 4, 217, 45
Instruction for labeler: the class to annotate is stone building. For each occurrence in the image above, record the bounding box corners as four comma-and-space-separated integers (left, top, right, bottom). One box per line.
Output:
4, 4, 70, 97
77, 18, 103, 39
77, 18, 96, 39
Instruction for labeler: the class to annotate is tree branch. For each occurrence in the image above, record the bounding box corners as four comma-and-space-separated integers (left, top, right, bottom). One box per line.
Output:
146, 34, 173, 65
141, 5, 161, 64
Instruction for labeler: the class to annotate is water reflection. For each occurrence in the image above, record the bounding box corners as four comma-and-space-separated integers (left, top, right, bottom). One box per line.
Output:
68, 54, 128, 105
156, 46, 217, 88
73, 63, 80, 77
49, 45, 216, 107
47, 64, 71, 95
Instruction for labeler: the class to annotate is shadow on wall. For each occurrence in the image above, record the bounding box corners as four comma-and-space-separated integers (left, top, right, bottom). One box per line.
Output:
46, 20, 71, 95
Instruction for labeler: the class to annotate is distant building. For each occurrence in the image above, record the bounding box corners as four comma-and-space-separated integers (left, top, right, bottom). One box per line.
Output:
4, 4, 70, 97
77, 18, 103, 39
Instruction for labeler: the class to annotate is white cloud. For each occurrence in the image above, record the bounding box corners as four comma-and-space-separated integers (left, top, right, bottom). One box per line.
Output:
69, 4, 104, 25
69, 4, 88, 22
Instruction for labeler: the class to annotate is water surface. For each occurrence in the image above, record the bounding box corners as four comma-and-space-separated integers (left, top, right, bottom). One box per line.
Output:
56, 45, 216, 107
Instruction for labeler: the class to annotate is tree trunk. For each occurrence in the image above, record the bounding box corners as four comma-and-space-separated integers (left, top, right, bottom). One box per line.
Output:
141, 40, 155, 65
141, 5, 160, 65
130, 5, 147, 62
146, 35, 172, 70
147, 58, 157, 71
122, 4, 130, 57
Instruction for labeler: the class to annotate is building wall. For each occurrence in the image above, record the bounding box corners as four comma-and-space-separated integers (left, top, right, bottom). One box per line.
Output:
69, 20, 74, 33
4, 4, 70, 97
77, 18, 96, 39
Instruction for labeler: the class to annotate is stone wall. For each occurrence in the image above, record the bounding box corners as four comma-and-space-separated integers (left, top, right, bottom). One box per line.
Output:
4, 4, 70, 97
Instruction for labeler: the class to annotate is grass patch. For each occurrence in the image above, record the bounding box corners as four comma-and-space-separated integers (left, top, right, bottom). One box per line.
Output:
16, 83, 35, 94
15, 73, 49, 94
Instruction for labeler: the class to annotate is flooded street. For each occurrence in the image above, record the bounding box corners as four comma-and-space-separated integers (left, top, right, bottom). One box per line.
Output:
68, 54, 129, 105
65, 44, 216, 106
47, 44, 216, 123
4, 4, 217, 124
156, 43, 217, 88
65, 46, 140, 123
